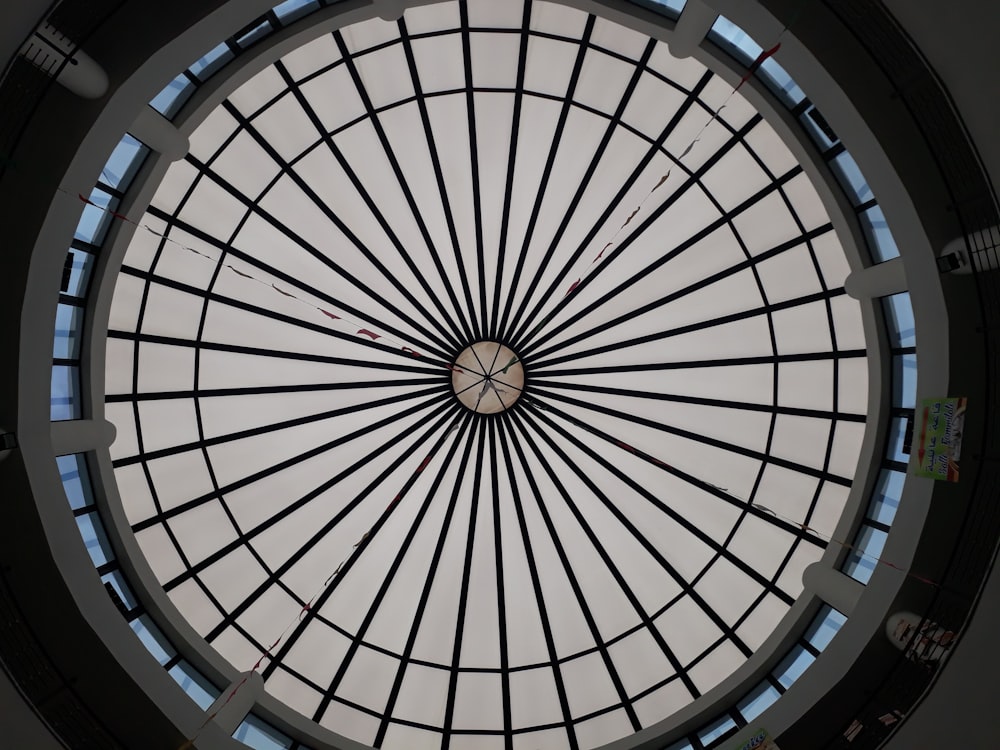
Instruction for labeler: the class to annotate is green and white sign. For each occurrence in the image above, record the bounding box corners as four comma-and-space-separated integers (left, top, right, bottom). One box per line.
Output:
916, 396, 967, 481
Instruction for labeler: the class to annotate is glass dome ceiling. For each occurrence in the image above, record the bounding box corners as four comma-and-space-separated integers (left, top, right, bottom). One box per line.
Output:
103, 1, 869, 748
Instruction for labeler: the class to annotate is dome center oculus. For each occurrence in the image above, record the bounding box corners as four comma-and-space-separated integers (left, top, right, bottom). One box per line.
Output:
452, 342, 524, 414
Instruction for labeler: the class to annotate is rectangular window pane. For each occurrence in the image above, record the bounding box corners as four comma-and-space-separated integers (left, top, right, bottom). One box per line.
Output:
57, 453, 93, 508
830, 151, 874, 205
51, 365, 82, 421
237, 20, 273, 48
758, 57, 805, 106
273, 0, 321, 23
101, 569, 139, 612
859, 204, 900, 262
737, 681, 781, 722
189, 41, 234, 80
709, 16, 762, 65
892, 353, 918, 409
868, 469, 905, 526
150, 75, 195, 118
886, 416, 910, 464
773, 644, 816, 688
697, 714, 738, 746
100, 134, 149, 191
169, 661, 221, 710
75, 511, 115, 567
233, 714, 293, 750
805, 605, 847, 652
130, 614, 176, 665
64, 245, 95, 298
883, 293, 916, 348
843, 524, 888, 584
74, 187, 119, 245
54, 302, 84, 360
799, 106, 839, 152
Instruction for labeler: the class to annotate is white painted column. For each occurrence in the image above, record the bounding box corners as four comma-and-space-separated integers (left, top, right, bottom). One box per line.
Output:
204, 670, 265, 735
844, 257, 907, 300
669, 0, 718, 59
130, 106, 190, 162
50, 419, 117, 456
802, 562, 864, 616
19, 22, 108, 99
373, 0, 406, 22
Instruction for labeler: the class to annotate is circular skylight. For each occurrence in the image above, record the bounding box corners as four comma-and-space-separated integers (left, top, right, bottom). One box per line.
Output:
103, 1, 868, 748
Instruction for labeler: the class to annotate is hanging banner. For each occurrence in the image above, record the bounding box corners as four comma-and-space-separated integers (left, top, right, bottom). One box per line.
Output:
915, 396, 967, 481
731, 728, 779, 750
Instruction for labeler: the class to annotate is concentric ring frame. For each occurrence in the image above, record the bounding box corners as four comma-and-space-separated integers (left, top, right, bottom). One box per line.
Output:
82, 1, 892, 748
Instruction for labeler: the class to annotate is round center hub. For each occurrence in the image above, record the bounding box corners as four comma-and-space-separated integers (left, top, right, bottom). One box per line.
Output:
451, 342, 524, 414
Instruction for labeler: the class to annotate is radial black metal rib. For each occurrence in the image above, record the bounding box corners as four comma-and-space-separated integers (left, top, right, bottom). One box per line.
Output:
521, 175, 818, 365
386, 24, 480, 340
504, 415, 642, 730
107, 328, 444, 378
118, 261, 455, 369
459, 2, 489, 340
512, 113, 768, 357
158, 401, 461, 592
107, 377, 443, 403
494, 14, 596, 341
495, 419, 579, 750
306, 417, 479, 723
528, 379, 865, 422
227, 75, 463, 353
501, 37, 657, 341
441, 418, 488, 749
179, 155, 457, 362
520, 396, 825, 546
488, 420, 513, 748
534, 348, 866, 378
507, 410, 700, 698
531, 387, 852, 487
488, 0, 532, 342
133, 393, 456, 537
528, 288, 847, 372
372, 419, 485, 746
236, 408, 470, 659
503, 69, 714, 347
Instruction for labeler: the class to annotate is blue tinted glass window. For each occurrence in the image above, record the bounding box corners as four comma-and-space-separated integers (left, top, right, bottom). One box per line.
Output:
758, 57, 805, 106
273, 0, 320, 22
697, 714, 738, 746
237, 20, 273, 48
101, 569, 139, 612
169, 661, 220, 710
233, 714, 293, 750
799, 106, 839, 151
131, 615, 176, 665
773, 644, 816, 688
150, 75, 195, 118
843, 524, 888, 584
64, 246, 95, 298
830, 151, 874, 205
663, 740, 694, 750
886, 417, 910, 464
859, 205, 900, 262
805, 605, 847, 651
892, 353, 918, 408
51, 365, 82, 421
74, 187, 118, 245
737, 681, 781, 722
57, 453, 93, 509
868, 469, 905, 525
54, 303, 84, 360
709, 16, 762, 65
101, 134, 149, 191
189, 42, 234, 80
75, 512, 114, 567
883, 293, 916, 348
